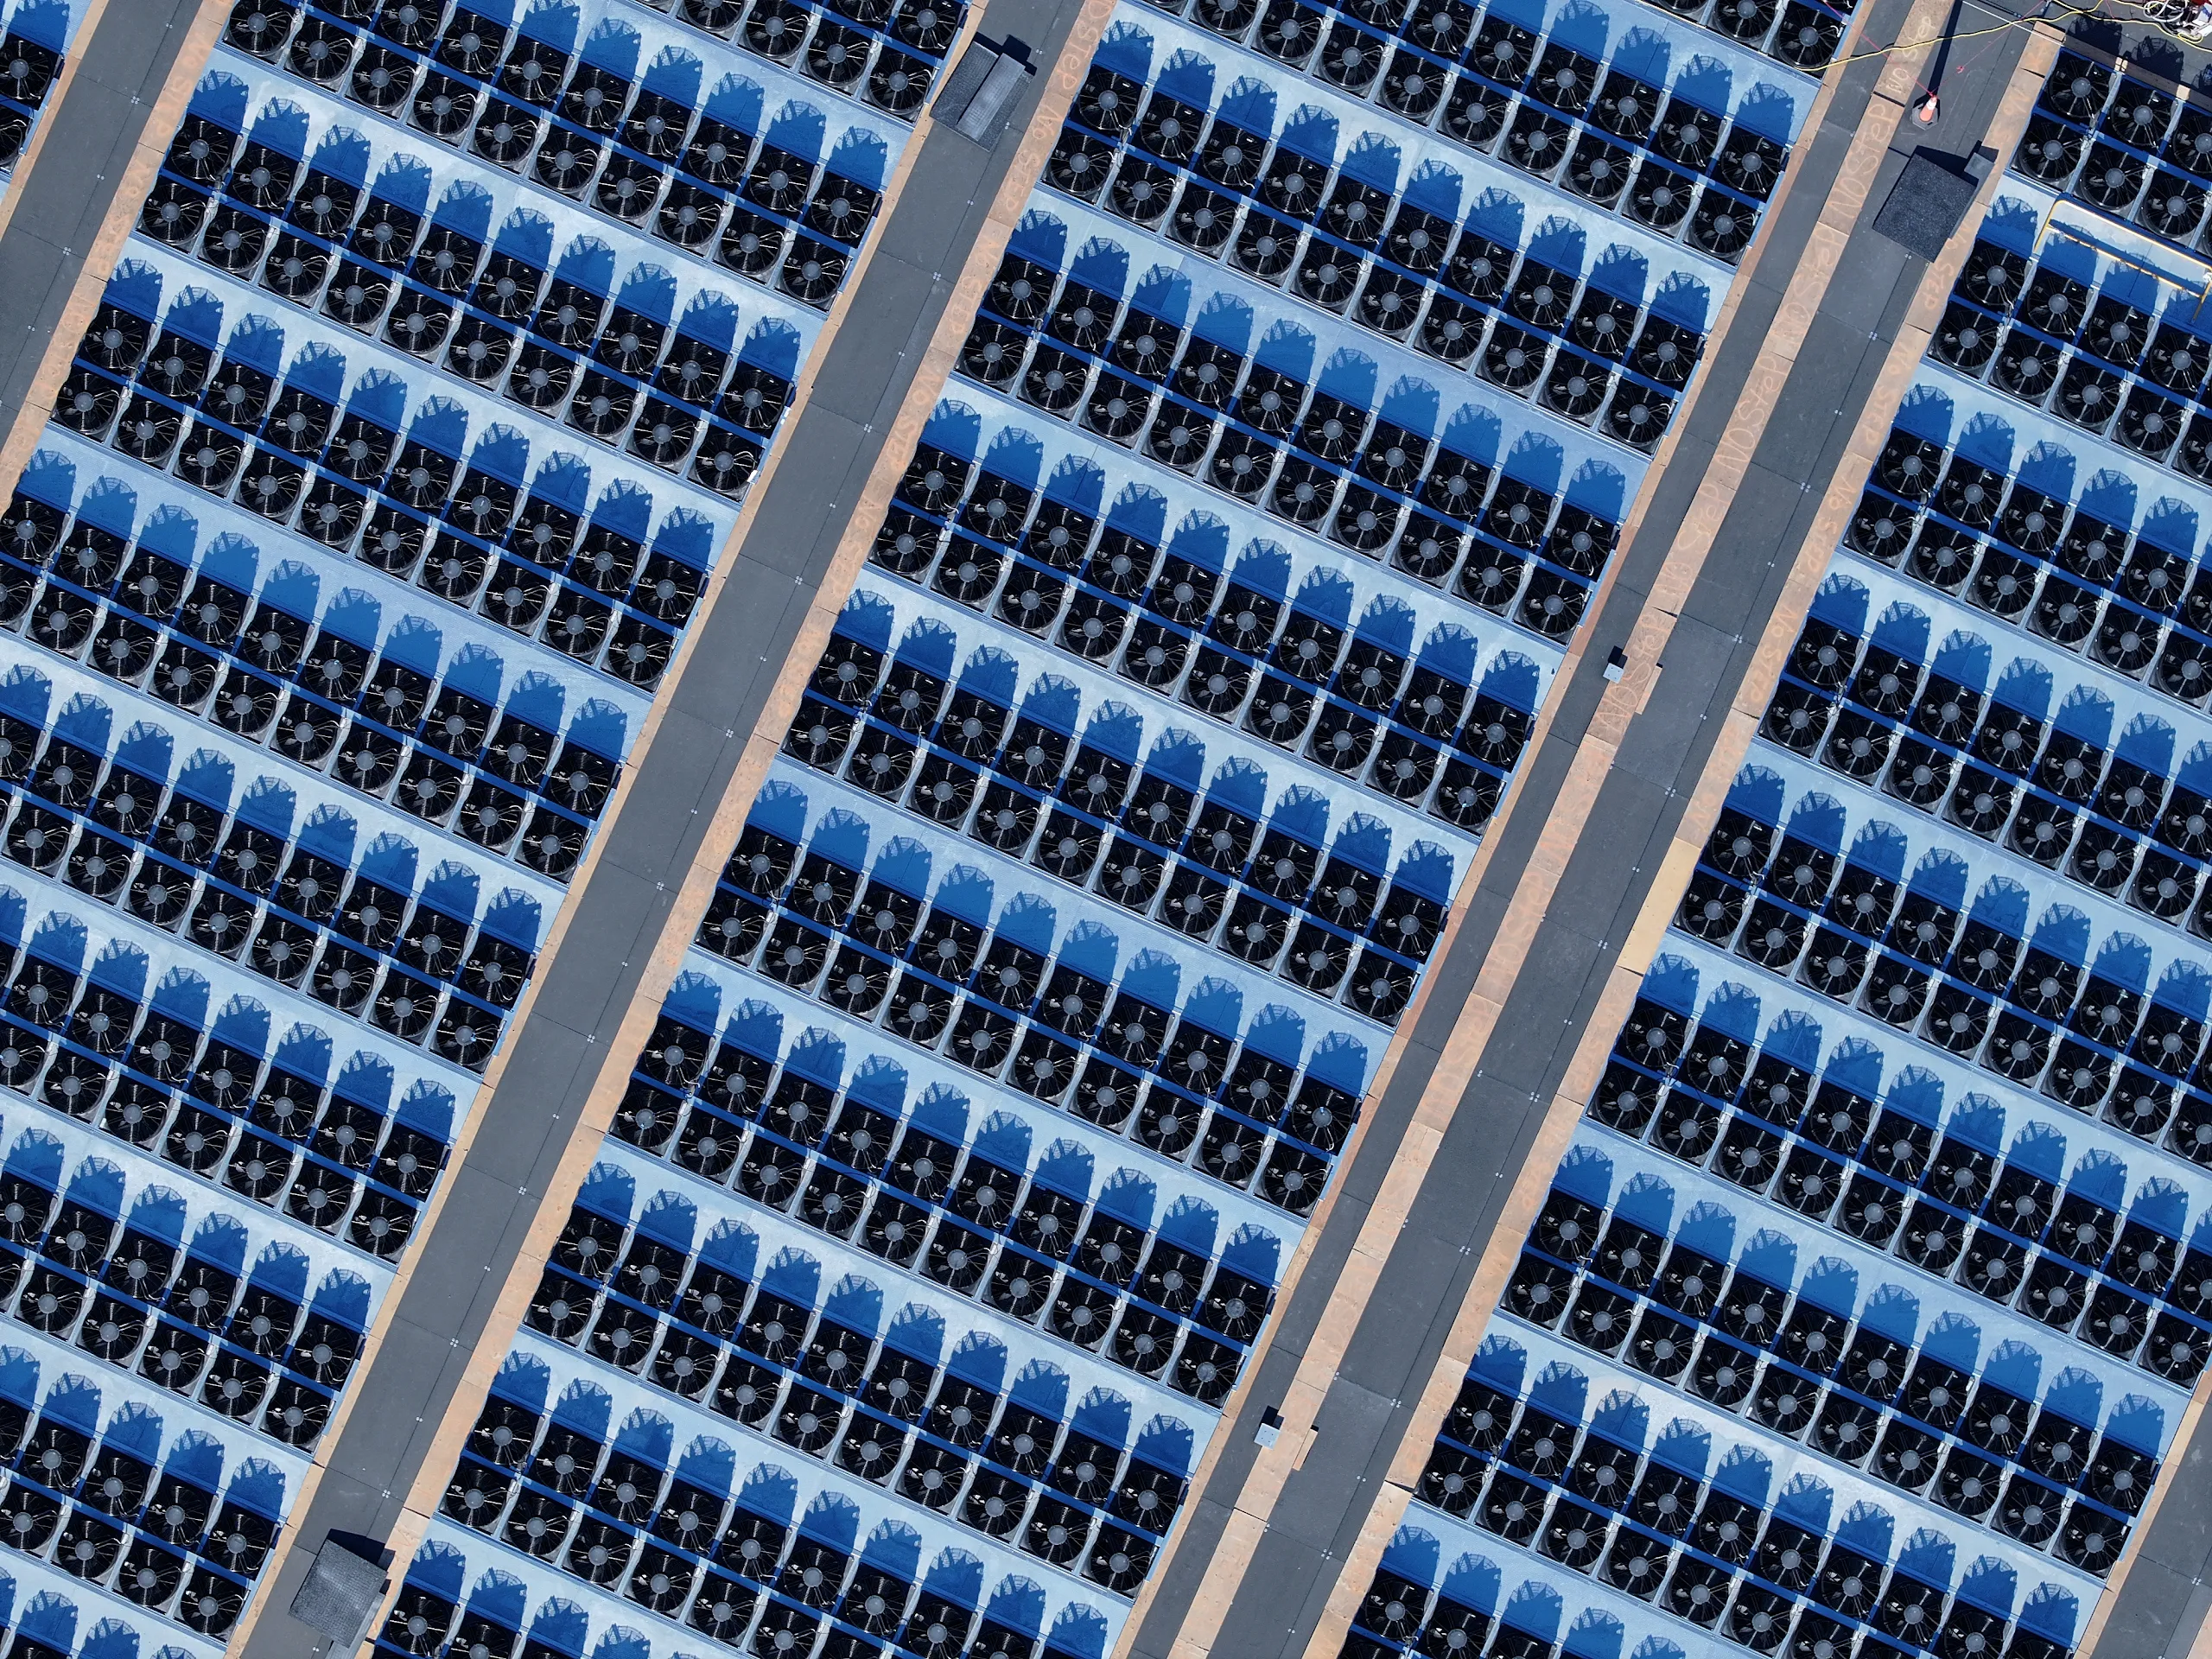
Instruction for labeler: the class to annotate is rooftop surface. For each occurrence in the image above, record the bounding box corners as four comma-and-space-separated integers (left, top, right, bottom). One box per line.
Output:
0, 0, 2196, 1656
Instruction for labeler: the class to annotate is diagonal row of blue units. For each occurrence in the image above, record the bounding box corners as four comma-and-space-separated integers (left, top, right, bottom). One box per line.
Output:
1350, 41, 2212, 1659
369, 0, 1823, 1652
0, 0, 960, 1643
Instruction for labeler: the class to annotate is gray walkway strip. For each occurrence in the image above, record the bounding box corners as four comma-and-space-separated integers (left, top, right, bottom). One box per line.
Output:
2097, 1439, 2212, 1659
1123, 4, 2040, 1651
0, 0, 207, 423
232, 10, 1091, 1647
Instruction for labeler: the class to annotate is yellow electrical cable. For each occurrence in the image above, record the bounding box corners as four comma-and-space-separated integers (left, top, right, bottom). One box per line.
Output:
1822, 0, 2138, 73
1826, 10, 2051, 71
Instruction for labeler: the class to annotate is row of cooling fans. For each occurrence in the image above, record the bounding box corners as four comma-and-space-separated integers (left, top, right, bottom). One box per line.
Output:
701, 841, 1383, 1167
0, 719, 504, 1111
213, 7, 896, 276
1849, 491, 2196, 652
817, 563, 1537, 830
0, 1468, 261, 1638
1686, 810, 2212, 1132
0, 687, 558, 1006
0, 1387, 301, 1642
1592, 1000, 2207, 1367
2, 827, 518, 1077
1453, 1234, 2145, 1589
448, 1274, 1179, 1605
1697, 784, 2212, 1071
976, 256, 1680, 471
229, 22, 894, 252
438, 1418, 1151, 1631
714, 819, 1376, 1145
0, 548, 619, 879
991, 216, 1704, 397
1610, 973, 2212, 1353
702, 785, 1395, 1160
187, 59, 873, 327
0, 1191, 382, 1453
1385, 1476, 2091, 1659
131, 174, 836, 403
619, 1002, 1298, 1330
130, 199, 792, 500
971, 266, 1681, 554
1474, 1289, 2149, 1593
1759, 675, 2212, 944
1080, 8, 1796, 206
0, 751, 531, 1032
959, 287, 1647, 607
65, 299, 726, 626
226, 0, 952, 125
1050, 85, 1764, 277
1554, 1117, 2187, 1432
1, 938, 484, 1194
1424, 1282, 2150, 1574
0, 718, 539, 1010
439, 1395, 1166, 1605
1948, 240, 2210, 405
1411, 1373, 2125, 1643
1145, 0, 1844, 111
1012, 245, 1690, 423
2016, 121, 2212, 256
1601, 989, 2212, 1367
505, 1254, 1219, 1567
1574, 1046, 2208, 1411
1682, 841, 2212, 1121
51, 410, 706, 693
896, 470, 1607, 666
787, 676, 1503, 967
544, 1155, 1259, 1416
1852, 441, 2212, 703
898, 421, 1616, 608
387, 1540, 1039, 1659
1929, 251, 2212, 480
531, 1186, 1208, 1503
875, 509, 1561, 729
1776, 592, 2208, 850
2022, 55, 2212, 229
0, 959, 450, 1201
858, 532, 1549, 855
662, 0, 958, 79
524, 1189, 1250, 1413
631, 1001, 1355, 1210
2038, 54, 2212, 162
156, 89, 877, 300
0, 995, 442, 1263
864, 504, 1552, 772
52, 378, 700, 691
0, 1184, 365, 1402
891, 495, 1597, 686
390, 1513, 1060, 1659
0, 31, 60, 174
833, 582, 1530, 860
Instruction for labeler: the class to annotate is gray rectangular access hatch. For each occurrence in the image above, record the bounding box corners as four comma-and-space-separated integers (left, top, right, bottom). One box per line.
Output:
1872, 144, 1997, 260
936, 38, 1033, 144
289, 1532, 391, 1647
